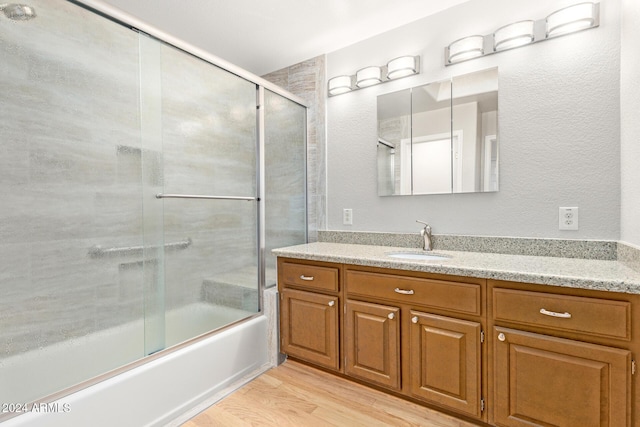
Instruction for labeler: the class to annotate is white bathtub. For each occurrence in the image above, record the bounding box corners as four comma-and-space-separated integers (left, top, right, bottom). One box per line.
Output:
1, 305, 269, 427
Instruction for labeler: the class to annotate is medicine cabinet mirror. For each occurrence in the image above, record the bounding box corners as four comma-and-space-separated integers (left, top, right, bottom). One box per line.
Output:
377, 67, 498, 196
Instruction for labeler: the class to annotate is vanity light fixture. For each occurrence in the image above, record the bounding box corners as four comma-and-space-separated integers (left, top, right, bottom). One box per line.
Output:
447, 35, 484, 64
493, 20, 535, 51
356, 66, 382, 88
445, 1, 599, 65
386, 56, 419, 80
328, 55, 420, 97
546, 2, 598, 38
328, 75, 353, 96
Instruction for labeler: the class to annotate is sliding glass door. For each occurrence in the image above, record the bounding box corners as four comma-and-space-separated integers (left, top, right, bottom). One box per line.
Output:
143, 37, 260, 349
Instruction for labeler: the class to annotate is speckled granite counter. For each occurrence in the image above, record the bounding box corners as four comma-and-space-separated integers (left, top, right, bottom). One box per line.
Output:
273, 242, 640, 294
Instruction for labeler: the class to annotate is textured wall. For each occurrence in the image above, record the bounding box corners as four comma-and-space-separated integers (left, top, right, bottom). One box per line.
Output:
621, 0, 640, 247
326, 0, 621, 239
262, 55, 327, 242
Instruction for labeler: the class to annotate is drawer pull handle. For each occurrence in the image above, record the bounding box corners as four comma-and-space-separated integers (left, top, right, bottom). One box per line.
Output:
299, 275, 314, 281
388, 313, 395, 320
411, 316, 418, 324
328, 301, 335, 307
394, 288, 415, 295
539, 308, 572, 319
498, 333, 506, 342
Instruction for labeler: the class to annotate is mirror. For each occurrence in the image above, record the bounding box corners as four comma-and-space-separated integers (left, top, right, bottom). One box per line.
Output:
377, 67, 498, 196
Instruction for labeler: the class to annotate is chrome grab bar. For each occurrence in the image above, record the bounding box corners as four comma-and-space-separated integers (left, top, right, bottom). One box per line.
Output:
156, 193, 257, 201
88, 238, 192, 258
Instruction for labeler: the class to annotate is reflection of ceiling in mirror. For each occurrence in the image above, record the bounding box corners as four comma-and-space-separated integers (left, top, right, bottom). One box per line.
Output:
452, 68, 498, 112
453, 68, 498, 97
377, 89, 411, 121
418, 81, 451, 102
453, 92, 498, 112
378, 67, 498, 119
413, 81, 452, 114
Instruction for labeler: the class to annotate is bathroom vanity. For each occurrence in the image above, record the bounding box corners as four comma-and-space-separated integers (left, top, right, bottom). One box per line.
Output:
274, 242, 640, 426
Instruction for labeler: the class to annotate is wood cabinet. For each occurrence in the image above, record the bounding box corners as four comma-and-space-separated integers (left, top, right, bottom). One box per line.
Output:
277, 257, 638, 427
489, 281, 636, 427
278, 259, 341, 371
345, 267, 487, 421
493, 326, 630, 427
280, 288, 339, 370
410, 311, 482, 418
345, 299, 400, 390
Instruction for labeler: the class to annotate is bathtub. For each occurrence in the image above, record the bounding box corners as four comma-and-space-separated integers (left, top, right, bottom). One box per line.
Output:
0, 304, 269, 427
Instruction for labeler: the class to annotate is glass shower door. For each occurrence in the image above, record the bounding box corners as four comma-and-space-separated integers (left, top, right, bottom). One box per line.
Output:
141, 38, 259, 349
0, 0, 145, 407
264, 90, 307, 287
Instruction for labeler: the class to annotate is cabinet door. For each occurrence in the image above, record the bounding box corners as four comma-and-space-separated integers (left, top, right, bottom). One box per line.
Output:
280, 288, 339, 370
345, 300, 401, 390
494, 327, 630, 427
409, 311, 482, 418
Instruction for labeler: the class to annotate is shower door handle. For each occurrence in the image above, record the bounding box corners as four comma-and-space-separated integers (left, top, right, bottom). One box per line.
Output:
156, 193, 257, 201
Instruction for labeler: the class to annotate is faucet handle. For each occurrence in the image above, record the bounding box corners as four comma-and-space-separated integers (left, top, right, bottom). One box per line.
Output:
416, 220, 429, 227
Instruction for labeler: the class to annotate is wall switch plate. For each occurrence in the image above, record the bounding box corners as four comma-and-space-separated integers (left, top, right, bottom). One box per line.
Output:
343, 208, 353, 225
559, 207, 579, 230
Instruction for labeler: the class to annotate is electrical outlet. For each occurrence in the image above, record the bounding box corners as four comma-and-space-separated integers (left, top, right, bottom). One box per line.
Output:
559, 207, 579, 230
343, 208, 353, 225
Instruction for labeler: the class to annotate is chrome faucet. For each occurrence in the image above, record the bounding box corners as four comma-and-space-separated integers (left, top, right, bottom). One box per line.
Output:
416, 220, 433, 251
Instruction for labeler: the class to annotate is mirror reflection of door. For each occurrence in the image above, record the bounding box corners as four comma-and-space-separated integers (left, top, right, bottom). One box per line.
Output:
404, 132, 462, 194
483, 135, 498, 191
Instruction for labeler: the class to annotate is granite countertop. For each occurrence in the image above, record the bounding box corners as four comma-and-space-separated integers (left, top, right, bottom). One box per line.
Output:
272, 242, 640, 294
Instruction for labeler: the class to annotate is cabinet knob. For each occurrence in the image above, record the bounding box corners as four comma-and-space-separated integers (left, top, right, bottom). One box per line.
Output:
411, 316, 418, 324
300, 275, 314, 281
498, 332, 506, 342
328, 300, 335, 307
388, 312, 395, 320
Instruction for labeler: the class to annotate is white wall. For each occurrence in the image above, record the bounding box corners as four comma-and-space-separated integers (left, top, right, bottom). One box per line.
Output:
326, 0, 621, 239
621, 0, 640, 247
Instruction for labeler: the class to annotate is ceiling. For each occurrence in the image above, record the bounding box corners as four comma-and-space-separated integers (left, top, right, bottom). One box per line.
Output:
99, 0, 470, 76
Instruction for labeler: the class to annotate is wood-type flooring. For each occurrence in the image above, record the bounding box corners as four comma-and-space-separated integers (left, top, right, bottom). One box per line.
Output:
182, 360, 481, 427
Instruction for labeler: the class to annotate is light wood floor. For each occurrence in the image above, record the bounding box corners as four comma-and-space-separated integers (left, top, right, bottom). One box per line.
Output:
182, 360, 481, 427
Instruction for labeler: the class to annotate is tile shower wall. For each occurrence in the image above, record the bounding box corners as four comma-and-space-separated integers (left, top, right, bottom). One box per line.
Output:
0, 0, 259, 358
263, 55, 326, 242
0, 0, 145, 357
158, 43, 258, 312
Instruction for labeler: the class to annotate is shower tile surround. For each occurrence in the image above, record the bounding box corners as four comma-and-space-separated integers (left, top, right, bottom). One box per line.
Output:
262, 55, 327, 242
0, 40, 258, 355
0, 0, 145, 359
0, 0, 301, 371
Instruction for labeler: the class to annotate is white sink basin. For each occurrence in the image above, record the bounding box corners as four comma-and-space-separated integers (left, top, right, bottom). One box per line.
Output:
386, 252, 449, 261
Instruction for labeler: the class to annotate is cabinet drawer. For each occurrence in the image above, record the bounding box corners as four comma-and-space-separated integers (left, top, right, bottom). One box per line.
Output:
493, 288, 631, 340
346, 270, 481, 316
280, 261, 339, 292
